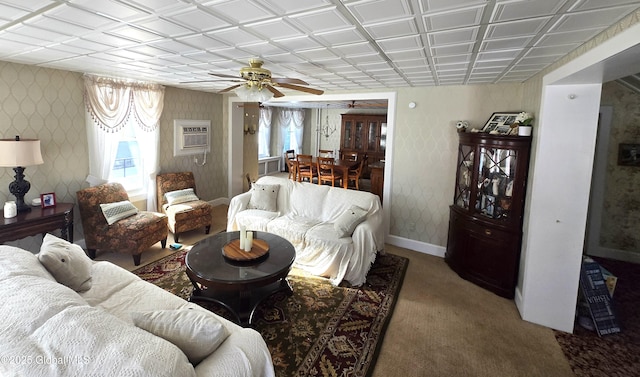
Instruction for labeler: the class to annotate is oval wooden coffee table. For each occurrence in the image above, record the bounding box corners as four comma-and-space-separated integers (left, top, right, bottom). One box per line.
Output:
185, 231, 295, 326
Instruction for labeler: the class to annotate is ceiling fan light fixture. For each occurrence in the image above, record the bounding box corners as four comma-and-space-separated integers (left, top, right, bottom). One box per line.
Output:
235, 81, 274, 102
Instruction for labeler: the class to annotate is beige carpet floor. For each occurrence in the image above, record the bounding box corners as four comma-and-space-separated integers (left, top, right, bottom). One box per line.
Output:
103, 204, 574, 376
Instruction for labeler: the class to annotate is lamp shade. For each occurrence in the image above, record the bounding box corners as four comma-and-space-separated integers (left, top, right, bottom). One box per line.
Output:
0, 138, 44, 167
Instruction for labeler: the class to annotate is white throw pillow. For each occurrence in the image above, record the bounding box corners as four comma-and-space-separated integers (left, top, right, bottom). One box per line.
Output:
131, 309, 229, 365
38, 233, 93, 292
100, 200, 139, 225
165, 188, 200, 205
247, 184, 279, 212
334, 205, 368, 237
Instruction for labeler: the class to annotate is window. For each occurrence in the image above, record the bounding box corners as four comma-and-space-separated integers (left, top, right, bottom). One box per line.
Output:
110, 124, 143, 191
282, 121, 300, 153
83, 75, 164, 209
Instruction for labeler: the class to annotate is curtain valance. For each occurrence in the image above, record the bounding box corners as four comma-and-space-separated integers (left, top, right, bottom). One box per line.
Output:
83, 75, 165, 133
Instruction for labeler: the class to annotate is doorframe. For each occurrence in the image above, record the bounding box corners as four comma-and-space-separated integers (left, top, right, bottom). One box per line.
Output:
516, 22, 640, 332
228, 91, 397, 239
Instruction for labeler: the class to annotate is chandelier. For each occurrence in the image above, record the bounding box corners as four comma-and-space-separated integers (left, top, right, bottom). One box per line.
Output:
317, 104, 336, 139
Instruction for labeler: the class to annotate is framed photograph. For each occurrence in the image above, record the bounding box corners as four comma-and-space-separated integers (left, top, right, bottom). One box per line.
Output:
618, 143, 640, 166
482, 112, 520, 134
41, 192, 56, 208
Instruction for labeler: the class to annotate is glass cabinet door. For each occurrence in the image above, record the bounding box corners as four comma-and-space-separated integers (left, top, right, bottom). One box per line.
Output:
454, 145, 474, 209
354, 121, 364, 150
367, 120, 378, 151
342, 120, 353, 149
475, 147, 517, 220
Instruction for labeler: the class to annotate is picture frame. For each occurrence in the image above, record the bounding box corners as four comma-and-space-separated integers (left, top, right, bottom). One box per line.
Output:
618, 143, 640, 166
41, 192, 56, 208
482, 112, 520, 134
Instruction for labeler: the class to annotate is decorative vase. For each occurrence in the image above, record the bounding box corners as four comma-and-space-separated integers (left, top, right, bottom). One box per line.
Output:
518, 125, 532, 136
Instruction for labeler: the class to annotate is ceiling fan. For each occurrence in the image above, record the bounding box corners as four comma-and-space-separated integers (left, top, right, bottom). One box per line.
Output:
196, 59, 324, 99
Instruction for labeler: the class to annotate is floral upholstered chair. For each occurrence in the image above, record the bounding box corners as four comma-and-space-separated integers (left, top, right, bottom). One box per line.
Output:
76, 182, 168, 266
156, 172, 212, 243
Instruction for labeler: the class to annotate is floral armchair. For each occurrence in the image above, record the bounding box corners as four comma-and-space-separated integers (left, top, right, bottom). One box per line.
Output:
76, 182, 168, 266
156, 172, 212, 243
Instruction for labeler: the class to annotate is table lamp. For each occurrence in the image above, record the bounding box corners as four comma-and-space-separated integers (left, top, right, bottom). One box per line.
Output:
0, 136, 44, 212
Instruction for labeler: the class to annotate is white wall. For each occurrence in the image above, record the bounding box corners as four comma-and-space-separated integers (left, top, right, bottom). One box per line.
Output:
518, 83, 601, 331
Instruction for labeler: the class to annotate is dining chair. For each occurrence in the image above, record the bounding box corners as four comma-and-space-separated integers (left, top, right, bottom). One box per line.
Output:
318, 149, 334, 158
341, 151, 359, 161
317, 157, 341, 187
296, 154, 316, 183
347, 157, 367, 190
285, 149, 297, 180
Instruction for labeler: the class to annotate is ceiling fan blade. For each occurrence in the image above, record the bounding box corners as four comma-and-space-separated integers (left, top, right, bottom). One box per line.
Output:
271, 77, 309, 85
266, 85, 285, 98
209, 72, 242, 79
218, 84, 242, 93
180, 79, 244, 84
276, 83, 324, 95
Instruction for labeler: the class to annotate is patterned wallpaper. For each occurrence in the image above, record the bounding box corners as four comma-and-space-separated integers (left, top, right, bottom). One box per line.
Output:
599, 81, 640, 251
0, 62, 86, 252
389, 84, 523, 246
158, 86, 225, 201
0, 62, 225, 252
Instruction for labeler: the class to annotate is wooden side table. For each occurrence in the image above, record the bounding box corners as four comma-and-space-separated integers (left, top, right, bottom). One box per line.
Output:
0, 203, 74, 244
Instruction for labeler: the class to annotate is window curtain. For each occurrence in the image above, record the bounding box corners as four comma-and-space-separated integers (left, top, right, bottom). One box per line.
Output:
276, 108, 305, 155
291, 109, 305, 154
258, 107, 272, 157
83, 75, 165, 210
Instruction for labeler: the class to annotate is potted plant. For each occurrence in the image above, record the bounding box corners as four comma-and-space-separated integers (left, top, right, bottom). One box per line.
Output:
516, 112, 534, 136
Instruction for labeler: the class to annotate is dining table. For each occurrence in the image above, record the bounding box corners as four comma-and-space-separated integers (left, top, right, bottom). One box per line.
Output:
292, 157, 360, 189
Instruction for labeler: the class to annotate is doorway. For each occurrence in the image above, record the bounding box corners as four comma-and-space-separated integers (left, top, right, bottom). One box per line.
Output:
227, 92, 397, 238
517, 24, 640, 332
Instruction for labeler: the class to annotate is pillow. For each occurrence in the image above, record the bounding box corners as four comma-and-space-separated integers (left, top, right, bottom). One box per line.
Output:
38, 233, 93, 292
165, 188, 200, 205
100, 200, 139, 225
131, 309, 229, 365
247, 184, 279, 212
334, 205, 368, 237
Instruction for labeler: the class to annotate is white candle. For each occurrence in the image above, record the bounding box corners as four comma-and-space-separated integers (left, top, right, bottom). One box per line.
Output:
239, 227, 246, 250
245, 231, 253, 252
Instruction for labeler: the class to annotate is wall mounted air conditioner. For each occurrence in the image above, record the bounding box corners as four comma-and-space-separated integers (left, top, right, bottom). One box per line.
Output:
173, 119, 211, 157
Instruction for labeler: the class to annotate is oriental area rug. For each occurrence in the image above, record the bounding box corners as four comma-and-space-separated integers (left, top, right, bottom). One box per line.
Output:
554, 257, 640, 376
133, 249, 408, 377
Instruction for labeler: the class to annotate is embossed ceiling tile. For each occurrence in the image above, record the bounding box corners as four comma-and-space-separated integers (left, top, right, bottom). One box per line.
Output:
423, 4, 485, 31
289, 7, 353, 34
347, 0, 413, 24
491, 0, 565, 22
550, 6, 639, 33
365, 17, 419, 40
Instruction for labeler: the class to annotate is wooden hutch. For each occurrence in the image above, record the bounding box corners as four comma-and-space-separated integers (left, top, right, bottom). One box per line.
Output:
445, 132, 532, 298
339, 113, 387, 178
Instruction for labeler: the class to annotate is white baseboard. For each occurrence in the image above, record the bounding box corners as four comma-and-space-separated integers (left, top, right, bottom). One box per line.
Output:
587, 246, 640, 264
386, 234, 446, 258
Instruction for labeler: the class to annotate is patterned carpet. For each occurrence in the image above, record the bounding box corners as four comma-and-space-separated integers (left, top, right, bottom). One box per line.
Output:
554, 257, 640, 376
132, 249, 408, 377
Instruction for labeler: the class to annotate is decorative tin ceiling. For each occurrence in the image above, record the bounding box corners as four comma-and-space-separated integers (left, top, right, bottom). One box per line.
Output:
0, 0, 638, 94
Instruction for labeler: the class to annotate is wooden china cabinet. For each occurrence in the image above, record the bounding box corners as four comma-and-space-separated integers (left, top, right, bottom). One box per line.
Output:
445, 132, 532, 298
340, 114, 387, 176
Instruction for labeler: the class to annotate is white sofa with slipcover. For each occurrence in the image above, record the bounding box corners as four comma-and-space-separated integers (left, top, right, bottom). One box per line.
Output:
227, 176, 384, 286
0, 234, 274, 377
